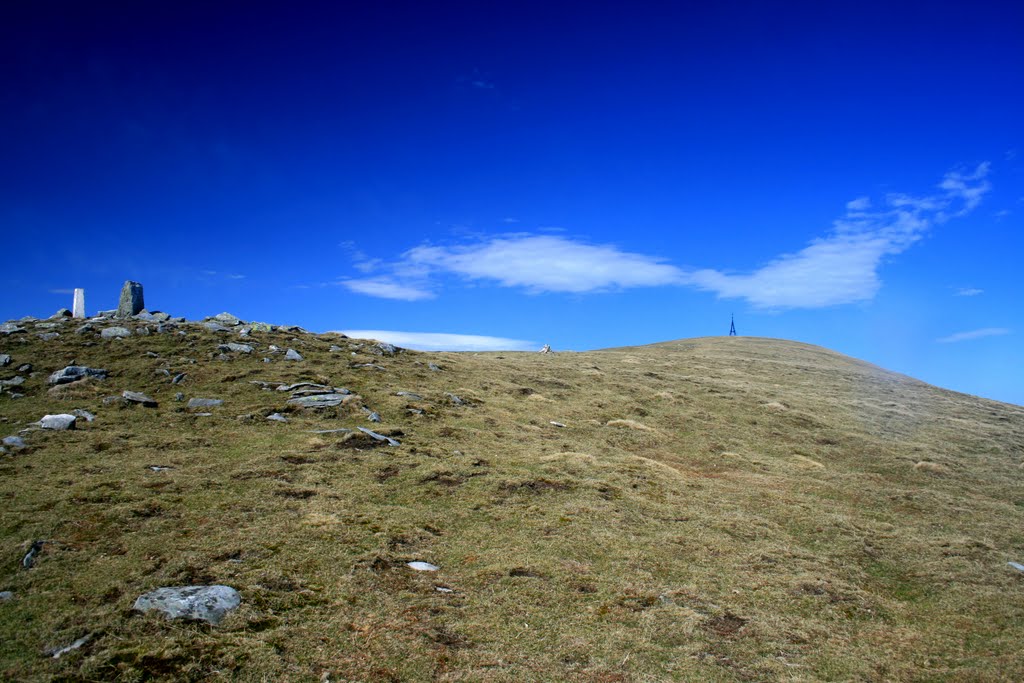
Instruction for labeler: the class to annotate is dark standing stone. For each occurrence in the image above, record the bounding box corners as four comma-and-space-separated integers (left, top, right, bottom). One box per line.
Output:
117, 281, 145, 318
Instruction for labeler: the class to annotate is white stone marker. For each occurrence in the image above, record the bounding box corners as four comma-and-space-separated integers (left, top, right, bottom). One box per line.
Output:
72, 289, 85, 318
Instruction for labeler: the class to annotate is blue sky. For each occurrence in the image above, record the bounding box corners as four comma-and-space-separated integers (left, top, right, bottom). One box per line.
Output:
2, 1, 1022, 405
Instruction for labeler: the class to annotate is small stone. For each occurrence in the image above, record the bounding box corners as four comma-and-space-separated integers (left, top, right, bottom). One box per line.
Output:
102, 395, 126, 406
550, 421, 566, 428
0, 323, 26, 335
46, 634, 92, 659
151, 312, 171, 322
39, 414, 77, 430
2, 435, 27, 448
134, 311, 156, 321
135, 327, 151, 336
48, 366, 108, 385
1009, 562, 1024, 573
71, 409, 96, 422
0, 354, 10, 366
287, 394, 349, 408
445, 392, 466, 406
117, 281, 145, 318
171, 373, 187, 384
371, 342, 398, 356
37, 332, 60, 341
329, 345, 343, 352
211, 312, 242, 326
187, 398, 223, 409
75, 324, 94, 335
396, 391, 423, 401
0, 591, 13, 601
407, 561, 439, 571
285, 348, 303, 361
249, 322, 274, 332
101, 327, 132, 339
357, 427, 400, 446
132, 585, 241, 625
175, 392, 185, 401
123, 390, 157, 407
367, 411, 382, 423
203, 322, 231, 333
219, 343, 253, 354
0, 376, 25, 388
148, 465, 173, 472
17, 363, 32, 373
265, 413, 288, 422
428, 363, 441, 372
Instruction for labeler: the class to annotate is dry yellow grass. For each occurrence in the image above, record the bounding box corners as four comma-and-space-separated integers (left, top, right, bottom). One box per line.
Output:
1, 323, 1023, 681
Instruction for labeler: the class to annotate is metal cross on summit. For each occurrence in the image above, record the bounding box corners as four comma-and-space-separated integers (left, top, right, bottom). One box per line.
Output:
729, 314, 737, 336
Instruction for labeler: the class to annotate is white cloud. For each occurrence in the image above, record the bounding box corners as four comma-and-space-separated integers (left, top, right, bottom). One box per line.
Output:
405, 235, 684, 293
338, 330, 536, 352
937, 328, 1010, 343
339, 278, 435, 301
689, 163, 991, 309
956, 288, 984, 297
49, 288, 74, 295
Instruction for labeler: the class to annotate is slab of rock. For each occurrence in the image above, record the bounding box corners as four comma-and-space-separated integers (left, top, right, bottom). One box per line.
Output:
75, 324, 94, 335
0, 354, 10, 367
396, 391, 423, 401
0, 376, 26, 388
171, 373, 187, 384
211, 312, 243, 326
0, 323, 26, 335
123, 390, 157, 407
287, 393, 350, 408
133, 311, 156, 321
285, 348, 303, 361
203, 322, 231, 333
49, 366, 108, 385
117, 281, 145, 318
39, 414, 77, 430
218, 343, 253, 354
51, 308, 72, 318
16, 363, 31, 373
357, 426, 400, 446
71, 409, 96, 422
187, 398, 223, 409
150, 311, 171, 322
132, 585, 241, 625
371, 342, 398, 356
2, 436, 26, 448
265, 413, 288, 422
101, 327, 132, 339
249, 322, 274, 332
37, 332, 60, 341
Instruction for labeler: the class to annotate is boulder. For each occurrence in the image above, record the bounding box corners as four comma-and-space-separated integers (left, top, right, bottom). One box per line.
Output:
116, 281, 145, 318
51, 308, 72, 319
39, 414, 77, 430
187, 398, 223, 409
150, 311, 171, 322
37, 332, 60, 341
371, 342, 398, 356
0, 354, 10, 366
211, 312, 243, 326
0, 376, 26, 388
219, 343, 253, 354
2, 436, 26, 449
132, 585, 241, 625
123, 390, 157, 407
101, 327, 132, 339
285, 349, 303, 361
0, 323, 26, 335
248, 322, 274, 332
203, 322, 231, 333
48, 366, 108, 385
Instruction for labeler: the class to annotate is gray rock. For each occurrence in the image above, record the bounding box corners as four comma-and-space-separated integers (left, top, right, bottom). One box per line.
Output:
34, 322, 60, 329
262, 358, 271, 363
445, 392, 466, 406
249, 322, 274, 332
46, 633, 92, 659
133, 311, 156, 321
285, 348, 303, 361
187, 398, 223, 409
75, 324, 94, 335
396, 391, 423, 401
117, 281, 145, 318
150, 311, 171, 322
39, 414, 77, 430
102, 395, 126, 406
329, 345, 343, 352
0, 376, 26, 388
219, 343, 253, 354
49, 366, 108, 385
307, 428, 352, 434
367, 411, 382, 423
132, 585, 241, 625
428, 363, 442, 372
175, 392, 185, 401
287, 393, 350, 408
37, 332, 60, 341
71, 409, 96, 422
16, 363, 31, 373
51, 308, 72, 318
277, 382, 333, 393
2, 435, 26, 448
265, 413, 288, 422
171, 373, 187, 384
211, 312, 243, 326
0, 591, 13, 602
135, 326, 151, 336
357, 426, 401, 446
0, 354, 10, 367
96, 310, 116, 317
101, 327, 132, 339
148, 465, 173, 472
371, 342, 398, 356
123, 390, 157, 407
203, 322, 231, 333
0, 323, 26, 335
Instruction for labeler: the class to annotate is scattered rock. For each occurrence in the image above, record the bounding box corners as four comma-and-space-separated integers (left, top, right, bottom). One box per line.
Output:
0, 591, 13, 602
51, 308, 72, 319
39, 414, 77, 430
0, 354, 10, 366
148, 465, 173, 472
0, 376, 25, 388
329, 345, 343, 352
539, 344, 552, 353
171, 373, 187, 384
116, 280, 145, 318
550, 421, 567, 428
22, 540, 45, 568
211, 312, 243, 326
48, 366, 108, 385
407, 561, 439, 571
287, 394, 351, 408
428, 363, 442, 372
175, 392, 185, 401
249, 322, 274, 332
134, 311, 156, 321
75, 324, 94, 335
203, 322, 231, 333
101, 326, 132, 339
357, 427, 400, 447
132, 585, 241, 625
123, 390, 158, 407
71, 409, 96, 422
308, 428, 352, 434
187, 398, 223, 409
218, 342, 253, 354
151, 312, 171, 322
16, 363, 31, 373
2, 435, 27, 449
266, 413, 288, 422
396, 391, 423, 401
367, 411, 382, 423
0, 323, 26, 335
102, 395, 126, 406
445, 392, 466, 406
45, 633, 92, 659
135, 327, 151, 336
285, 348, 303, 361
1008, 562, 1024, 573
37, 332, 60, 341
371, 342, 398, 356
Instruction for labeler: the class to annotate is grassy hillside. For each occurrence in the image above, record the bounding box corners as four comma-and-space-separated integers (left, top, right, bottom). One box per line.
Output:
2, 316, 1023, 681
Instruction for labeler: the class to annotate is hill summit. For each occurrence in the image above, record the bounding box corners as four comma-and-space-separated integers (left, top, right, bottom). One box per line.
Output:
2, 311, 1023, 681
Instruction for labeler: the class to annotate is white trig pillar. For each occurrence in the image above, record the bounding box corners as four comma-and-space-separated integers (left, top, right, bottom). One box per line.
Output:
72, 288, 86, 318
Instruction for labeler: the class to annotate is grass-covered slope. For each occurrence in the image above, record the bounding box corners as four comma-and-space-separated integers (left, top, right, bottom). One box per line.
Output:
2, 318, 1023, 681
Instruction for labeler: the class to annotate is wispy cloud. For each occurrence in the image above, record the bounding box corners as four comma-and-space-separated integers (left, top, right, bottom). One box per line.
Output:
48, 288, 74, 295
936, 327, 1010, 343
405, 235, 684, 294
339, 278, 435, 301
689, 163, 991, 308
338, 330, 536, 352
956, 288, 984, 297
